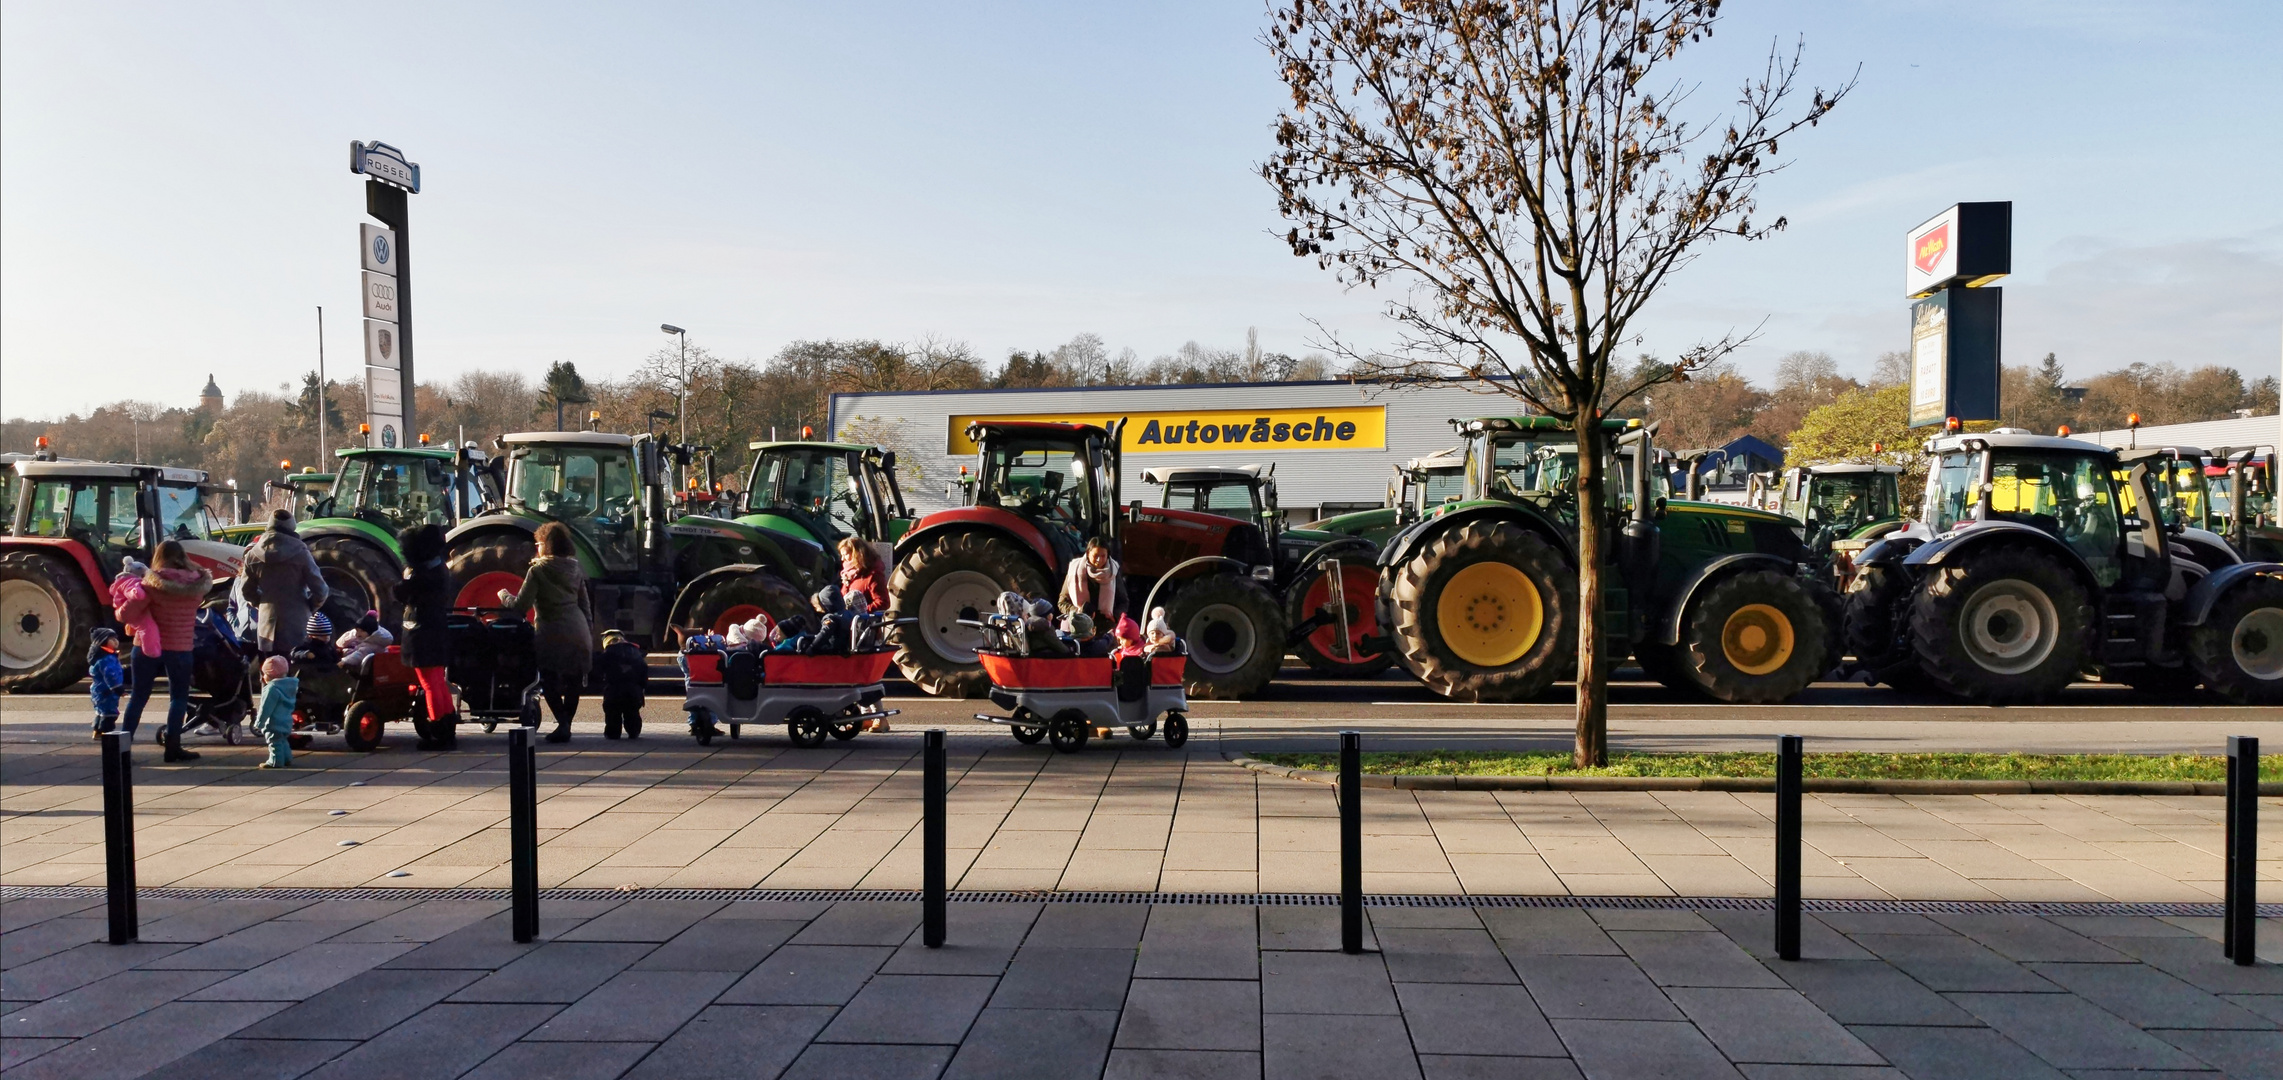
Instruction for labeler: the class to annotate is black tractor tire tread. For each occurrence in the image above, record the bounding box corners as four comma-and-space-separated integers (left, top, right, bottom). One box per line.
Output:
1677, 570, 1830, 704
1386, 520, 1575, 703
447, 533, 538, 606
1843, 563, 1930, 691
1, 550, 102, 694
1908, 546, 2092, 705
2186, 573, 2283, 706
1165, 573, 1287, 700
889, 531, 1049, 698
683, 571, 809, 641
310, 536, 401, 634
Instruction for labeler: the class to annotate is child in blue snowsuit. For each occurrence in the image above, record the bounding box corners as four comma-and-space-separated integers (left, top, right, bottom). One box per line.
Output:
88, 628, 127, 738
253, 655, 299, 768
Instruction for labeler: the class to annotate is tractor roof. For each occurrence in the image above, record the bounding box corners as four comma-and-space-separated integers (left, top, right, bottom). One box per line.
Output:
967, 420, 1104, 436
1460, 416, 1638, 434
1405, 446, 1467, 472
334, 446, 455, 461
1139, 464, 1273, 485
747, 440, 877, 454
2125, 443, 2210, 458
501, 432, 636, 448
11, 460, 209, 483
1808, 464, 1904, 476
1926, 432, 2112, 455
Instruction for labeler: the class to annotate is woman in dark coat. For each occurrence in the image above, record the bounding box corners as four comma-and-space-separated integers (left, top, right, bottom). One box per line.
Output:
501, 522, 594, 743
393, 523, 459, 750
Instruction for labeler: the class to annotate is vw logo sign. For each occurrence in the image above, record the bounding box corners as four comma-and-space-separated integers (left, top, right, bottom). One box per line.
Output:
371, 234, 392, 267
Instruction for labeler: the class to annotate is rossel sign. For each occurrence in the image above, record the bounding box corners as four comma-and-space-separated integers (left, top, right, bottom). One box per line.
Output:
947, 406, 1385, 455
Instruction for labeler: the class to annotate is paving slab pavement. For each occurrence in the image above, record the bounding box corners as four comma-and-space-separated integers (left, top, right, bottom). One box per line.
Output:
4, 724, 2275, 902
2, 894, 2277, 1079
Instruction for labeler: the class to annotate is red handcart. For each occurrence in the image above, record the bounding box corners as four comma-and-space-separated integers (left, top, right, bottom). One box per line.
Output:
973, 651, 1190, 752
681, 648, 900, 748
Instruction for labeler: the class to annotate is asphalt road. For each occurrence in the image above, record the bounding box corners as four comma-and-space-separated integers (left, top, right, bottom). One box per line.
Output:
6, 666, 2277, 756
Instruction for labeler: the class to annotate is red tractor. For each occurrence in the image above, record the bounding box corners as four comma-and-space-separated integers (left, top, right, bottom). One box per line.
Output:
3, 453, 247, 692
890, 420, 1318, 699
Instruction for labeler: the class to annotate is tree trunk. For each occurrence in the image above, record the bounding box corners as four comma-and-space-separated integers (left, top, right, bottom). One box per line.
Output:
1572, 418, 1609, 768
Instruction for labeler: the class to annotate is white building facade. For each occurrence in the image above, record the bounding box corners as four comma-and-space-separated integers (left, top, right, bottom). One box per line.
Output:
828, 379, 1530, 518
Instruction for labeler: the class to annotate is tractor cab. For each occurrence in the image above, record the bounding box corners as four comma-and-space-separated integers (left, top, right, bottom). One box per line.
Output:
1146, 465, 1278, 530
1773, 465, 1906, 581
10, 460, 239, 581
741, 440, 913, 547
1919, 433, 2134, 587
280, 470, 337, 522
2208, 447, 2280, 560
328, 447, 485, 533
2109, 445, 2240, 571
964, 421, 1121, 562
1458, 417, 1632, 524
500, 432, 648, 574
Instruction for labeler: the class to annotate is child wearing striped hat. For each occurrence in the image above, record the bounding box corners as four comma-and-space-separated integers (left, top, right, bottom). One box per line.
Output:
289, 612, 341, 673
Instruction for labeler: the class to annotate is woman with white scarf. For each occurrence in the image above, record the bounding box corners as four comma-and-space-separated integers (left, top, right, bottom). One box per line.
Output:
1060, 537, 1120, 620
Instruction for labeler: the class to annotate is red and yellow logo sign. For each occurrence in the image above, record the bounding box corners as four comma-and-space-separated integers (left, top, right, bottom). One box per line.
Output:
1913, 223, 1950, 274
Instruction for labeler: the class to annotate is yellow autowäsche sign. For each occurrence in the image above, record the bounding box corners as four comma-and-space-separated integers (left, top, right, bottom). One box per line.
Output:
946, 406, 1386, 455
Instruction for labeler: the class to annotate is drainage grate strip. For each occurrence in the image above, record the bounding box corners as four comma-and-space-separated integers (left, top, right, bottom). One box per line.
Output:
2, 884, 2271, 918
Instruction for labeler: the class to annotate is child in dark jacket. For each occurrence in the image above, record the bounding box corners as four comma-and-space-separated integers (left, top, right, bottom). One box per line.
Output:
88, 628, 127, 738
597, 630, 648, 739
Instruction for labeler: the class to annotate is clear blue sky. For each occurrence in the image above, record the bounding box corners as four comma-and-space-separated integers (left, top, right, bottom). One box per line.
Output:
4, 0, 2279, 419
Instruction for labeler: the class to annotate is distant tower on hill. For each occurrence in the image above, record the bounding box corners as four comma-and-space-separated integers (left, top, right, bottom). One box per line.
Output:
199, 374, 223, 413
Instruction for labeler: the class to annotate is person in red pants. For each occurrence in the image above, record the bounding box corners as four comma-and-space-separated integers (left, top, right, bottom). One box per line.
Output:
393, 523, 460, 750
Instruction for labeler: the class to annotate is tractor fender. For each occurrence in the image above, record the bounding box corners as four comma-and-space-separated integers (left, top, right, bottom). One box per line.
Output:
1294, 536, 1376, 572
2176, 561, 2283, 627
2, 537, 106, 598
1377, 505, 1574, 573
446, 515, 540, 546
1902, 521, 2101, 590
1653, 553, 1796, 646
672, 519, 825, 592
1850, 535, 1922, 574
301, 520, 402, 559
894, 510, 1057, 570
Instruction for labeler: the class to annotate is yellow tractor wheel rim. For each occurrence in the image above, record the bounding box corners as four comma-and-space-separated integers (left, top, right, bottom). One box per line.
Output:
1721, 603, 1795, 676
1437, 562, 1544, 667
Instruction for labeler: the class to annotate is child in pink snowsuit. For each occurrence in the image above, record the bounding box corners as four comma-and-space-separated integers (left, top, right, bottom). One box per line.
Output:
109, 558, 161, 659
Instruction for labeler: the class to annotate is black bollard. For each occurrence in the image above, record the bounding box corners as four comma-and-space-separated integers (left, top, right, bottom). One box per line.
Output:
1340, 730, 1363, 955
1775, 734, 1803, 962
924, 729, 947, 948
2224, 735, 2258, 965
100, 730, 137, 944
508, 726, 539, 943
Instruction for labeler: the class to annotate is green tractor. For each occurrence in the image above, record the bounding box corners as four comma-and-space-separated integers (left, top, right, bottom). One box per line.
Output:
1377, 416, 1829, 703
215, 447, 493, 632
2210, 448, 2281, 561
1760, 464, 1908, 587
734, 438, 914, 553
446, 431, 832, 650
1307, 446, 1466, 551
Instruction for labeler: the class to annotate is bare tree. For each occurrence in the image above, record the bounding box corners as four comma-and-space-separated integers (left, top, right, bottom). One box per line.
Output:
1264, 0, 1848, 765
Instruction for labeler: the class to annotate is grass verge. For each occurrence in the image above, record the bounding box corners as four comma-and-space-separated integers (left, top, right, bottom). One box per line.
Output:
1248, 751, 2278, 783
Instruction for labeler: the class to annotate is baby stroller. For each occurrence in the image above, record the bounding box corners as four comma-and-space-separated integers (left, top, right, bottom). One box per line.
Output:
681, 646, 899, 748
446, 609, 543, 731
178, 604, 254, 744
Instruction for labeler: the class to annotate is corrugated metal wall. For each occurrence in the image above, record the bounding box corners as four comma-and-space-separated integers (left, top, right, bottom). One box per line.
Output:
2079, 413, 2279, 454
830, 380, 1528, 516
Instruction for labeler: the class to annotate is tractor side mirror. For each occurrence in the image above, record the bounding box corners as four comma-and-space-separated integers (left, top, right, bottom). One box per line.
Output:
1129, 500, 1142, 518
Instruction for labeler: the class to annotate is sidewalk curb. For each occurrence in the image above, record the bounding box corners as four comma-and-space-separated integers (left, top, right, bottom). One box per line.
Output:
1223, 754, 2283, 796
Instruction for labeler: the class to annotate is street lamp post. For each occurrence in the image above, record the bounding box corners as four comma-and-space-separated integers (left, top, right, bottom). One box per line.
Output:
660, 324, 687, 444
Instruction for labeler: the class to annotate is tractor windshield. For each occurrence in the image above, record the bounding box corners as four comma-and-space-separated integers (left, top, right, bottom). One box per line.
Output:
511, 445, 640, 562
750, 448, 866, 539
977, 436, 1099, 534
336, 455, 453, 531
1928, 450, 2121, 585
153, 483, 213, 540
1161, 478, 1260, 522
1803, 474, 1897, 534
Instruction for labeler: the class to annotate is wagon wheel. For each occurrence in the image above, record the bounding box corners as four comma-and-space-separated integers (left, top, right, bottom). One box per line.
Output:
1008, 706, 1045, 744
688, 705, 718, 747
829, 705, 863, 741
1126, 718, 1158, 741
1045, 708, 1090, 753
1162, 712, 1189, 749
787, 706, 829, 749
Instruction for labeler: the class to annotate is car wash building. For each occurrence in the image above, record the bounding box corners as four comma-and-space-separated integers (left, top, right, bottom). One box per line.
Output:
827, 379, 1526, 520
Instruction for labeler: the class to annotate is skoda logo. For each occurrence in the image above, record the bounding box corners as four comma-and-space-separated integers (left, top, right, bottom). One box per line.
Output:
372, 234, 391, 266
381, 425, 397, 449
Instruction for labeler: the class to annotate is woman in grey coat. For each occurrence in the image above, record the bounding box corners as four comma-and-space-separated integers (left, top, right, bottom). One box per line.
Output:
240, 510, 330, 655
500, 522, 595, 743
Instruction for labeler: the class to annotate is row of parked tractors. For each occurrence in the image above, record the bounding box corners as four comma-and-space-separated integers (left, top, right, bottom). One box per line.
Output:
5, 416, 2279, 710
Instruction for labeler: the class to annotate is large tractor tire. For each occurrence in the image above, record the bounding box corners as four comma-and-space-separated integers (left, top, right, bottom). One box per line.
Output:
891, 531, 1051, 698
1909, 546, 2092, 705
1, 551, 102, 694
1386, 521, 1576, 702
1674, 570, 1829, 704
310, 536, 400, 633
2186, 573, 2283, 706
1841, 563, 1932, 692
448, 533, 537, 611
1290, 559, 1393, 678
1165, 573, 1287, 699
682, 571, 810, 639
